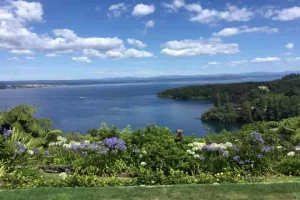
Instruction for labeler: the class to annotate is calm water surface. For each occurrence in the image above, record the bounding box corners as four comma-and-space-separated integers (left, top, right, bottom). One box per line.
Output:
0, 81, 243, 137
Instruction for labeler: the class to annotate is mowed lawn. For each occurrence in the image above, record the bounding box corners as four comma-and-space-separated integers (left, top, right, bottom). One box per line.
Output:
1, 182, 300, 200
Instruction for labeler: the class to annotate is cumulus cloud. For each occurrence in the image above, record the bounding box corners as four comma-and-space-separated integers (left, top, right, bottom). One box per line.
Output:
10, 0, 44, 23
0, 1, 155, 61
83, 47, 153, 59
132, 4, 155, 17
108, 3, 128, 18
127, 39, 146, 49
213, 26, 278, 37
160, 38, 239, 57
72, 57, 91, 63
145, 20, 155, 28
9, 49, 34, 54
251, 57, 281, 63
163, 1, 253, 23
285, 43, 294, 49
269, 6, 300, 21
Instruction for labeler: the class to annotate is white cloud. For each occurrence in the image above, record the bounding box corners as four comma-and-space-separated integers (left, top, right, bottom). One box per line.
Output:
108, 3, 128, 18
53, 29, 77, 40
45, 53, 60, 57
287, 57, 300, 62
145, 20, 155, 28
8, 56, 20, 61
160, 38, 239, 57
271, 6, 300, 21
208, 61, 221, 65
10, 0, 43, 23
26, 56, 35, 59
163, 1, 253, 23
127, 38, 146, 49
251, 57, 281, 63
10, 49, 34, 54
132, 4, 155, 17
281, 52, 293, 56
231, 60, 248, 64
213, 26, 278, 37
72, 57, 91, 63
285, 43, 294, 49
83, 48, 153, 59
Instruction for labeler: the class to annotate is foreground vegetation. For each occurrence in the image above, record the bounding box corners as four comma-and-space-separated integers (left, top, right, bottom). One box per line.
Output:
1, 182, 300, 200
158, 74, 300, 123
0, 105, 300, 189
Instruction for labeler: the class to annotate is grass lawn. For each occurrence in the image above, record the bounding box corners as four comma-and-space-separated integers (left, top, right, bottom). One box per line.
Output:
1, 182, 300, 200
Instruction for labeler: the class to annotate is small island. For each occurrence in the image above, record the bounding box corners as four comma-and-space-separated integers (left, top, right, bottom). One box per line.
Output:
158, 74, 300, 123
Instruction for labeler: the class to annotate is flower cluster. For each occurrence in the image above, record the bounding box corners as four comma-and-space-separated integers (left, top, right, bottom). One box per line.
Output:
287, 151, 295, 157
63, 140, 100, 152
3, 129, 13, 138
295, 146, 300, 151
16, 142, 26, 154
261, 146, 274, 153
250, 132, 264, 143
102, 137, 127, 151
49, 136, 67, 146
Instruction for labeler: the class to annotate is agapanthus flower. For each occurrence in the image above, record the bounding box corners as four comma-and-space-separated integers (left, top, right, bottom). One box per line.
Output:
251, 132, 264, 143
277, 146, 283, 149
102, 137, 127, 151
232, 144, 240, 152
245, 159, 251, 164
222, 151, 229, 158
59, 172, 68, 180
261, 146, 272, 153
233, 155, 240, 161
3, 130, 12, 138
133, 149, 140, 153
100, 148, 109, 155
141, 162, 147, 166
257, 154, 263, 159
239, 161, 244, 165
33, 148, 40, 154
194, 154, 200, 159
295, 146, 300, 151
17, 145, 26, 153
44, 151, 50, 156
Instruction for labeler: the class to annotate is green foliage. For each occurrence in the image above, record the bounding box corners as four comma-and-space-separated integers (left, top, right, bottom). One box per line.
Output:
276, 158, 300, 176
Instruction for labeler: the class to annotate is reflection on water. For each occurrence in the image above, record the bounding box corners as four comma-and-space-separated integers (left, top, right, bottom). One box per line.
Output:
202, 120, 245, 133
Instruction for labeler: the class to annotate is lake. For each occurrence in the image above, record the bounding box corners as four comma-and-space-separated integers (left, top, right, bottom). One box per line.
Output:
0, 80, 246, 137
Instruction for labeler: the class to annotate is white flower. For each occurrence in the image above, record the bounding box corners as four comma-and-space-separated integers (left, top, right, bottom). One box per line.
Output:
63, 144, 71, 149
59, 172, 68, 180
225, 142, 233, 148
151, 181, 155, 184
84, 140, 90, 144
295, 146, 300, 151
277, 146, 283, 149
287, 151, 295, 157
27, 150, 34, 155
49, 142, 55, 146
141, 162, 146, 166
194, 154, 200, 159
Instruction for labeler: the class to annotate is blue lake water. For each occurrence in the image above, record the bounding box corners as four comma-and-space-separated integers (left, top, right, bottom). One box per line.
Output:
0, 81, 245, 137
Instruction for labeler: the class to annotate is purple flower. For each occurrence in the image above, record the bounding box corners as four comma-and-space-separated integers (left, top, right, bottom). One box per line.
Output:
232, 145, 240, 152
233, 155, 240, 161
239, 161, 244, 165
44, 151, 50, 156
245, 159, 251, 164
257, 154, 263, 159
198, 154, 205, 160
251, 132, 264, 143
33, 148, 40, 154
134, 149, 140, 153
17, 145, 26, 153
261, 146, 272, 153
102, 137, 127, 151
100, 148, 109, 155
3, 130, 12, 138
222, 151, 229, 158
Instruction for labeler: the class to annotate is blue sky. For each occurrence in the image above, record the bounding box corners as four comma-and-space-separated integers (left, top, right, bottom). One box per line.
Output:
0, 0, 300, 80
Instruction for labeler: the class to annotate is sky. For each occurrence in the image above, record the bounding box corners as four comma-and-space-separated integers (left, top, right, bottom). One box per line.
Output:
0, 0, 300, 80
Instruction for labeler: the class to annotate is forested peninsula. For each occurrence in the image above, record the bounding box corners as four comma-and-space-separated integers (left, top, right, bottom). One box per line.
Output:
158, 74, 300, 123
